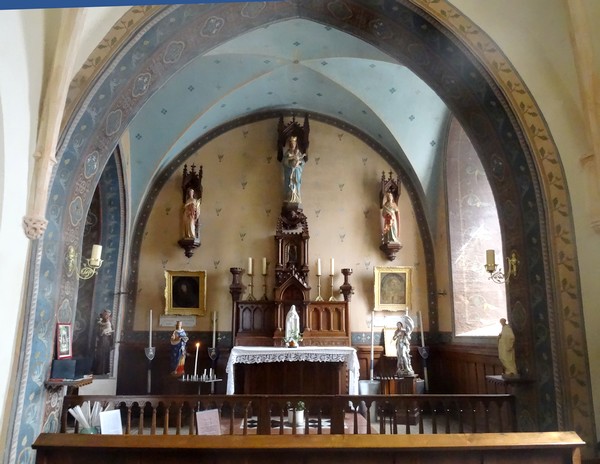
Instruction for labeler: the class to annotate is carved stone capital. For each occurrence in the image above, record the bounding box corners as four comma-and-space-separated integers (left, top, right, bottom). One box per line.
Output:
22, 215, 48, 240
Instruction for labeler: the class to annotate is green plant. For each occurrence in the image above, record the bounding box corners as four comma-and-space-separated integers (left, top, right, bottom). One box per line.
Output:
287, 400, 305, 411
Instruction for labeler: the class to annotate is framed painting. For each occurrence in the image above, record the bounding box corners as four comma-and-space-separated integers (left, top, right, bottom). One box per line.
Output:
374, 266, 412, 311
56, 323, 72, 359
165, 270, 207, 316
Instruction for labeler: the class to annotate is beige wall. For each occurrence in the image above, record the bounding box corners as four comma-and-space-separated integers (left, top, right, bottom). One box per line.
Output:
135, 119, 428, 335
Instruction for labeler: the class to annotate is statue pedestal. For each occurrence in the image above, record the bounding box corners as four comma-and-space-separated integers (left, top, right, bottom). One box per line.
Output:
178, 237, 200, 258
380, 241, 402, 261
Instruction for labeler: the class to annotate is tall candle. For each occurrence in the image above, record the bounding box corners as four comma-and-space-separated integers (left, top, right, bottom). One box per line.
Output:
317, 258, 322, 276
248, 257, 253, 276
212, 311, 217, 347
486, 249, 495, 267
194, 342, 200, 377
262, 257, 267, 275
418, 311, 425, 348
149, 309, 153, 347
330, 258, 335, 276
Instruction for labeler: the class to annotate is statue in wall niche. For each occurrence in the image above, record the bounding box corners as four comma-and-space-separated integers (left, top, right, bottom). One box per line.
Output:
182, 187, 201, 239
93, 309, 114, 375
178, 164, 203, 258
277, 114, 310, 211
381, 191, 400, 244
498, 318, 518, 378
281, 135, 307, 204
379, 172, 402, 261
393, 315, 415, 377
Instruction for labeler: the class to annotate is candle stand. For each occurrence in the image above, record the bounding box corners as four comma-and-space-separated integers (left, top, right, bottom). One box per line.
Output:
246, 274, 256, 300
144, 346, 155, 394
328, 275, 337, 301
261, 274, 268, 300
315, 275, 324, 301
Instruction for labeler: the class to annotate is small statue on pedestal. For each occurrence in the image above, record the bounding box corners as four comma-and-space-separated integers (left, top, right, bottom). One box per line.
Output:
393, 315, 415, 377
284, 305, 302, 347
498, 318, 518, 378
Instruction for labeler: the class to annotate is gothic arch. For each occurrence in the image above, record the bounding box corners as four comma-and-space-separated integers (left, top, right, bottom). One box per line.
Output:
9, 1, 593, 461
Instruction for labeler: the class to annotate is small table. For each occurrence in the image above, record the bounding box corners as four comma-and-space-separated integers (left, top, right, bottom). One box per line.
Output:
45, 376, 93, 395
226, 346, 360, 395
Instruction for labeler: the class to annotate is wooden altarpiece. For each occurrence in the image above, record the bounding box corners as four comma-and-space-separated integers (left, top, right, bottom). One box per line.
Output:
230, 211, 353, 348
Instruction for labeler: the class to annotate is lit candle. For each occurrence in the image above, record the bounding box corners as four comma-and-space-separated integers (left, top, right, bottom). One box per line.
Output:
486, 249, 495, 268
330, 258, 335, 276
262, 257, 267, 276
212, 311, 217, 347
194, 342, 200, 378
248, 257, 253, 276
317, 258, 322, 276
149, 310, 153, 348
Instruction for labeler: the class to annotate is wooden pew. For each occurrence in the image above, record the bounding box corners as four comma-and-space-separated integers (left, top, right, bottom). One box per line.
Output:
33, 431, 584, 464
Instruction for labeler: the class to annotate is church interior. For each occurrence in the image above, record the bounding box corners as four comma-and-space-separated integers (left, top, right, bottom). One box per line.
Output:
1, 1, 600, 463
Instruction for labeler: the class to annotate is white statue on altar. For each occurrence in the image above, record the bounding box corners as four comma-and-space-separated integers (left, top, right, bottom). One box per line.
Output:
284, 305, 302, 347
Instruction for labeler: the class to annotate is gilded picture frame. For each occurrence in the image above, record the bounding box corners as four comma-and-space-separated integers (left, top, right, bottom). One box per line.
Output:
374, 266, 412, 311
165, 270, 207, 316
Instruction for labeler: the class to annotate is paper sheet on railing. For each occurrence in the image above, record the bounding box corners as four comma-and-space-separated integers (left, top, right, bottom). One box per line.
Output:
99, 409, 123, 435
196, 409, 221, 435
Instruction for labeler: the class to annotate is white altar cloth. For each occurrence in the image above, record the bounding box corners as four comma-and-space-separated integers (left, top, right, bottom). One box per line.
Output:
225, 346, 360, 395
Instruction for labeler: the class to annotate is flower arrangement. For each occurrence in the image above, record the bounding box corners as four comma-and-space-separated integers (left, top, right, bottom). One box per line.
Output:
283, 330, 303, 347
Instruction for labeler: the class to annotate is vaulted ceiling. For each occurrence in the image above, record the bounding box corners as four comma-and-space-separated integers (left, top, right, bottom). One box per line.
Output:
126, 17, 450, 221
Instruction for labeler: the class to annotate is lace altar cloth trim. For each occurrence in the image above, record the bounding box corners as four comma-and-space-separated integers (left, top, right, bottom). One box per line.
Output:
226, 346, 360, 395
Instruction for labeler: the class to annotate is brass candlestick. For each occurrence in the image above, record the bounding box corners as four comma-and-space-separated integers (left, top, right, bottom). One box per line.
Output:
315, 274, 324, 301
329, 274, 337, 301
246, 274, 256, 300
261, 274, 268, 300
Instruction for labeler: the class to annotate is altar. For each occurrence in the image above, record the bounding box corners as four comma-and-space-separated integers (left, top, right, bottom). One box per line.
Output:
226, 346, 360, 395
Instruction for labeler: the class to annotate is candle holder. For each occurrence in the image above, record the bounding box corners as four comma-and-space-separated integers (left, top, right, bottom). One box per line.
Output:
144, 347, 155, 394
246, 274, 256, 300
315, 275, 324, 301
261, 274, 268, 300
328, 275, 337, 301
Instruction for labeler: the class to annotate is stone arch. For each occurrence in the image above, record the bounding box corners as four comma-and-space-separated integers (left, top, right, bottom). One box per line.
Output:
9, 1, 593, 461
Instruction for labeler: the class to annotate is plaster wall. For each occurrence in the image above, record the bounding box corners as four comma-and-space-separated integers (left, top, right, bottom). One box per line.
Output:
135, 119, 427, 336
0, 9, 44, 452
452, 0, 600, 445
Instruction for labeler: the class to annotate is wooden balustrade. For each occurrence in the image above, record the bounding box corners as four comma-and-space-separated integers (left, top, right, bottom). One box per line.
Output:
60, 393, 515, 436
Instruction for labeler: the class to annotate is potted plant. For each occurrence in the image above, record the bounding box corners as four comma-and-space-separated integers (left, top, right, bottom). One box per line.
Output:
287, 400, 305, 426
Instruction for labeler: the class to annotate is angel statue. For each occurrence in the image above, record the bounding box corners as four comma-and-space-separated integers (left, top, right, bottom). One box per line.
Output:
392, 314, 415, 376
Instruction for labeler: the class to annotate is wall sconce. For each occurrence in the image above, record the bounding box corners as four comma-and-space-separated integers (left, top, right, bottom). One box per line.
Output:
66, 244, 103, 280
485, 249, 518, 284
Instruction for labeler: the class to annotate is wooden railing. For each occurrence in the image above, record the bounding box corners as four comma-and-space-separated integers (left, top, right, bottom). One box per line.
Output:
60, 393, 515, 435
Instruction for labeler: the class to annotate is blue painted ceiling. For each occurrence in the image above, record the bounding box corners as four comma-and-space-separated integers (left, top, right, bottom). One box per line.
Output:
127, 18, 450, 220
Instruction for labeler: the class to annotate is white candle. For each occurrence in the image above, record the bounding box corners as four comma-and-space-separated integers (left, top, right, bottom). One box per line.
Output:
90, 244, 102, 266
212, 311, 217, 347
248, 257, 253, 276
418, 311, 425, 348
317, 258, 322, 276
486, 249, 495, 268
262, 257, 267, 275
149, 310, 153, 348
330, 258, 335, 276
91, 244, 102, 261
194, 342, 200, 377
